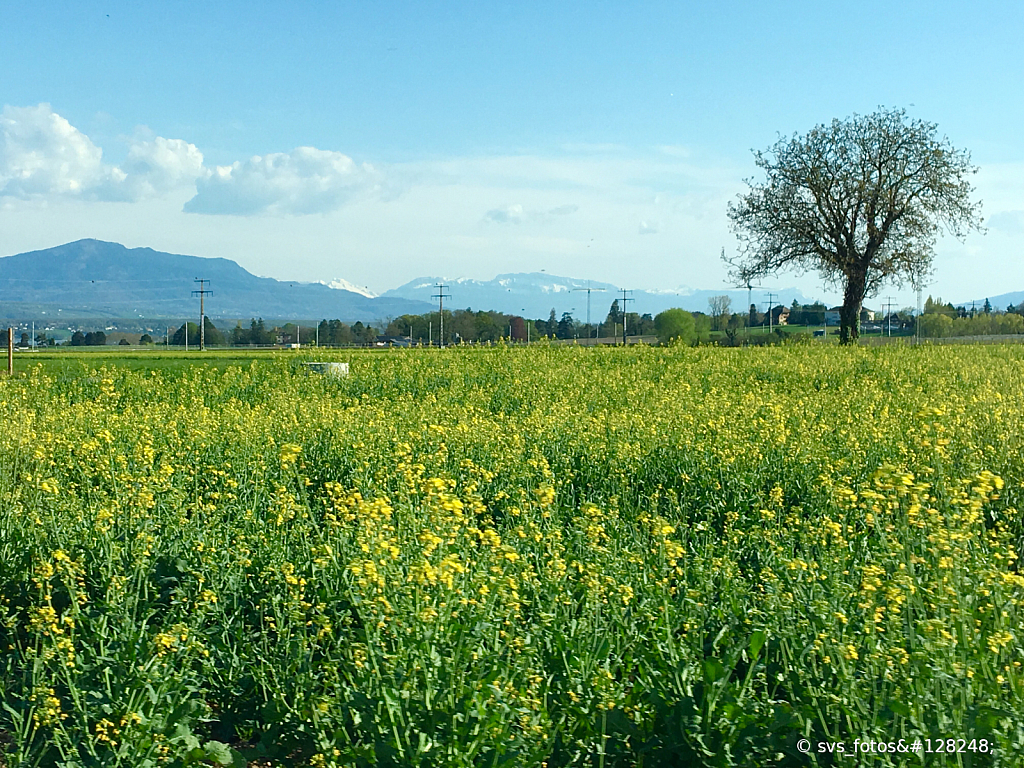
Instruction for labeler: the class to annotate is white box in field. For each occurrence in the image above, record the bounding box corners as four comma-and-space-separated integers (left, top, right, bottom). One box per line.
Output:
303, 362, 349, 378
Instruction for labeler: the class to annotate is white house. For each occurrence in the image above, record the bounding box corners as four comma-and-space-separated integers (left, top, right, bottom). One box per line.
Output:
825, 307, 876, 326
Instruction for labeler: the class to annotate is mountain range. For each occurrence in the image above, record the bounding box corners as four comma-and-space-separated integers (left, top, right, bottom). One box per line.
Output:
0, 240, 1016, 325
382, 277, 1024, 318
0, 240, 432, 322
382, 274, 819, 319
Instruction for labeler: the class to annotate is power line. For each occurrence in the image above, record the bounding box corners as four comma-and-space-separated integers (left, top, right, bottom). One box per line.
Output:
191, 279, 212, 351
572, 283, 607, 339
619, 289, 634, 345
432, 283, 449, 348
884, 296, 896, 337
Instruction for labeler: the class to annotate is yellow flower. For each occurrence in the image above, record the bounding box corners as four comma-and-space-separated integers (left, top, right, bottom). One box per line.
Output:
279, 443, 302, 467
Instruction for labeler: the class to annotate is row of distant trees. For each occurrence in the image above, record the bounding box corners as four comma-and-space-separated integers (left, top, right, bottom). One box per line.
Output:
918, 296, 1024, 338
383, 303, 776, 343
923, 295, 1024, 318
526, 303, 659, 340
70, 331, 108, 346
919, 313, 1024, 338
54, 292, 1024, 348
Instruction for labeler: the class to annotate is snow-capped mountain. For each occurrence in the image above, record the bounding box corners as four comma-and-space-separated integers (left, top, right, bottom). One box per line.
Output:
382, 273, 820, 319
317, 278, 377, 298
382, 273, 619, 319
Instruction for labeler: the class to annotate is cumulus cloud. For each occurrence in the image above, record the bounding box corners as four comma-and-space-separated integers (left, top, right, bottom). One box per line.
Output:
0, 103, 123, 198
184, 147, 382, 215
484, 203, 524, 223
638, 219, 659, 235
1, 105, 380, 214
0, 103, 205, 201
121, 136, 207, 199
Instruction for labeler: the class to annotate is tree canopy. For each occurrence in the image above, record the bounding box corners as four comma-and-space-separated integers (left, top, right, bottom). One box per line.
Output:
727, 108, 982, 343
654, 309, 695, 345
171, 319, 224, 347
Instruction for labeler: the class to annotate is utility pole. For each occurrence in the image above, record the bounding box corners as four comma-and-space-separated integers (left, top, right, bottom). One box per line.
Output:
766, 292, 776, 334
6, 327, 12, 375
192, 279, 212, 351
619, 289, 634, 345
885, 296, 895, 337
432, 284, 449, 348
572, 283, 606, 339
916, 287, 923, 345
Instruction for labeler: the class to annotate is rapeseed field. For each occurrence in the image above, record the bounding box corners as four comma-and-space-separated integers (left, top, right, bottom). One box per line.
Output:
0, 344, 1021, 766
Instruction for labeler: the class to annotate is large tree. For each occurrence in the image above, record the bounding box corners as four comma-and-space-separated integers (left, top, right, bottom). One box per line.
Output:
708, 295, 732, 331
727, 108, 982, 343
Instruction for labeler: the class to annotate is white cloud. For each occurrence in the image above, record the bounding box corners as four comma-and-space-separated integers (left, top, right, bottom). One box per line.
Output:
485, 203, 580, 224
0, 104, 204, 202
548, 204, 578, 215
638, 219, 659, 235
121, 136, 207, 199
484, 203, 524, 223
1, 104, 384, 214
184, 147, 382, 215
0, 103, 123, 198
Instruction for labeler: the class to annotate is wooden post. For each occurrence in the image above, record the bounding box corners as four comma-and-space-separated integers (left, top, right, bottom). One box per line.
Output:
7, 327, 12, 375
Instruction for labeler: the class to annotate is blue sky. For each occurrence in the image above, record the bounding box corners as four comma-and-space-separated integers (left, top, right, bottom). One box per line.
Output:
1, 0, 1022, 307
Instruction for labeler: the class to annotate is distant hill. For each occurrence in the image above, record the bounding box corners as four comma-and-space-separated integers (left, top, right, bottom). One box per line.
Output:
0, 240, 431, 322
383, 273, 821, 319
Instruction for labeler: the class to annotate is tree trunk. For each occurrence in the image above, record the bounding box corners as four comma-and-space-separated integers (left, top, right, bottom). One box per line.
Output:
839, 274, 866, 345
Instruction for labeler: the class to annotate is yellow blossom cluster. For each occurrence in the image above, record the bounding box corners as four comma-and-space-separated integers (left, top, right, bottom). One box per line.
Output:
0, 345, 1022, 765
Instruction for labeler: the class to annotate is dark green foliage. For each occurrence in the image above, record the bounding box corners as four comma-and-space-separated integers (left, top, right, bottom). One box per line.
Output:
654, 308, 695, 344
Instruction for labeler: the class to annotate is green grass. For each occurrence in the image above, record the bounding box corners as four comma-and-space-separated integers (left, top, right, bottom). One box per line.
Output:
7, 347, 294, 377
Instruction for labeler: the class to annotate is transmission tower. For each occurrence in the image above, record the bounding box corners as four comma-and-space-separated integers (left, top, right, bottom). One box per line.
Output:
619, 289, 634, 345
192, 279, 212, 351
432, 284, 450, 348
572, 282, 606, 339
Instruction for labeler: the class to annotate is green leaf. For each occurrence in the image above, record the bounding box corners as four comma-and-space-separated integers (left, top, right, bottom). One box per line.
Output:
203, 740, 234, 766
888, 700, 910, 718
703, 658, 725, 684
171, 723, 201, 751
748, 630, 767, 659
